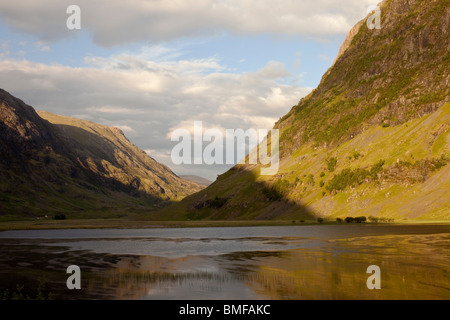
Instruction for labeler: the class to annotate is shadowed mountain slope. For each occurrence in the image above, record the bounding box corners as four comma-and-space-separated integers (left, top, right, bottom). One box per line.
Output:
0, 89, 203, 218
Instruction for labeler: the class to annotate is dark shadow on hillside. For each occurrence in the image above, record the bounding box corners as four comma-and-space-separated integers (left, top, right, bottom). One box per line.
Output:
51, 124, 154, 197
154, 165, 317, 221
0, 122, 174, 217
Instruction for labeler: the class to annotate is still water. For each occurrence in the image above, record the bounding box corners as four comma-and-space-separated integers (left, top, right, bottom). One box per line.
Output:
0, 224, 448, 299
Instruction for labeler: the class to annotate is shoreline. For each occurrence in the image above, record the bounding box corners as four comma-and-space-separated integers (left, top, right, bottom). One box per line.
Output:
0, 218, 449, 231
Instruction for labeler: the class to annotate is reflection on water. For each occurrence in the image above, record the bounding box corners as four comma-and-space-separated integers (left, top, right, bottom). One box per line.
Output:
0, 225, 448, 300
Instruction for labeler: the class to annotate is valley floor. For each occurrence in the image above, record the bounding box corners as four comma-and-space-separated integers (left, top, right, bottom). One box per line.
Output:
0, 218, 448, 231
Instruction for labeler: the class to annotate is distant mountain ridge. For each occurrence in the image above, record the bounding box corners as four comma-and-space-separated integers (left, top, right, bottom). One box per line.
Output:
155, 0, 450, 221
0, 89, 203, 218
179, 175, 212, 187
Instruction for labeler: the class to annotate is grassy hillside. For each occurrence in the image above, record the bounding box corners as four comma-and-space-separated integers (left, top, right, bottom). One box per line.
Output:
153, 0, 450, 221
154, 103, 449, 221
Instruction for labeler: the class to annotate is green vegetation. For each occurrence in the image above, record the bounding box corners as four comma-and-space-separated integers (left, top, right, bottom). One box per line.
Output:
391, 156, 449, 181
370, 160, 386, 179
305, 174, 315, 186
326, 160, 387, 193
0, 276, 51, 300
354, 216, 367, 223
262, 179, 291, 201
416, 92, 446, 104
344, 216, 367, 223
367, 216, 394, 223
432, 154, 449, 171
324, 156, 448, 194
344, 217, 354, 223
327, 157, 338, 172
326, 168, 370, 192
208, 196, 228, 209
351, 151, 362, 160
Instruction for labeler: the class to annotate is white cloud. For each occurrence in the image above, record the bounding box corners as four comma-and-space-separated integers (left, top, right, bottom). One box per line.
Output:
88, 106, 146, 114
0, 47, 312, 179
112, 125, 137, 134
0, 0, 379, 47
39, 46, 51, 52
0, 41, 9, 58
144, 149, 171, 162
34, 41, 51, 52
70, 114, 93, 120
0, 0, 383, 181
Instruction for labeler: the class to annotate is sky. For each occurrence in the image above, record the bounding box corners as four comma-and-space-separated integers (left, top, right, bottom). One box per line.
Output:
0, 0, 378, 181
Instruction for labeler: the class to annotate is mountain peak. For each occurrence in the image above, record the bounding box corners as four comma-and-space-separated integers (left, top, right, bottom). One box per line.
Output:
0, 89, 203, 217
277, 0, 449, 152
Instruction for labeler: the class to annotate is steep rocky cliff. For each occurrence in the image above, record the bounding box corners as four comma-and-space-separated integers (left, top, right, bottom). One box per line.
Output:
156, 0, 449, 221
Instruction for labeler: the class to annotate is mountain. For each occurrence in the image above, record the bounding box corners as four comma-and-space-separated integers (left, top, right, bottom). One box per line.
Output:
155, 0, 450, 221
0, 89, 203, 218
179, 175, 212, 187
